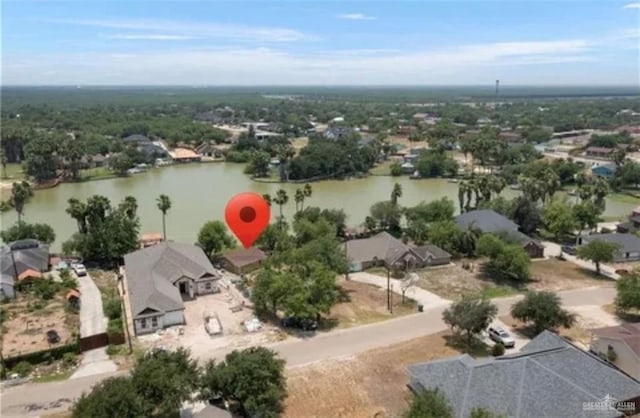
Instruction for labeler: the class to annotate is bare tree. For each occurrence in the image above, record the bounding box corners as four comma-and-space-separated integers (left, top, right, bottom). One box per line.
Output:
400, 272, 419, 303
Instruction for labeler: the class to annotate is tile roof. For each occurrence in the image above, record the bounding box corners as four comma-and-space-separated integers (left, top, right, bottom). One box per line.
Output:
592, 323, 640, 358
18, 269, 43, 280
408, 331, 640, 418
222, 247, 266, 268
124, 242, 221, 318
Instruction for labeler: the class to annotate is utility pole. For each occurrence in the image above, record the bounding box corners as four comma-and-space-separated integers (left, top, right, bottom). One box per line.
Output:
387, 267, 391, 312
344, 239, 349, 280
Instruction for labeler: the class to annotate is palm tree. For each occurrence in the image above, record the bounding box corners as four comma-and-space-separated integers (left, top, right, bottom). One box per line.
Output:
303, 183, 312, 208
273, 189, 289, 229
593, 178, 609, 212
10, 181, 33, 223
294, 188, 304, 213
121, 196, 138, 220
458, 224, 482, 256
390, 182, 403, 206
156, 194, 172, 240
276, 145, 295, 182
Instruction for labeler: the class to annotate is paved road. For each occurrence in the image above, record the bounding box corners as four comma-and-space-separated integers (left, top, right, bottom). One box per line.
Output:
0, 285, 615, 418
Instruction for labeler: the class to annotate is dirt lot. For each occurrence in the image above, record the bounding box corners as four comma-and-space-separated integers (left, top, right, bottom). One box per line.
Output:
409, 259, 613, 301
284, 331, 458, 418
89, 269, 119, 297
328, 279, 417, 329
1, 293, 79, 358
528, 259, 614, 291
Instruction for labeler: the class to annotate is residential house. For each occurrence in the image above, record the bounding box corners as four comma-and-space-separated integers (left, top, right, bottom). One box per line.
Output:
454, 209, 545, 258
346, 232, 451, 272
585, 146, 614, 159
122, 242, 222, 335
403, 154, 419, 164
592, 163, 617, 179
579, 233, 640, 262
408, 331, 640, 418
122, 134, 167, 159
323, 126, 353, 140
221, 247, 267, 275
552, 129, 594, 140
401, 162, 415, 174
396, 125, 415, 135
591, 323, 640, 380
254, 131, 282, 141
0, 239, 50, 299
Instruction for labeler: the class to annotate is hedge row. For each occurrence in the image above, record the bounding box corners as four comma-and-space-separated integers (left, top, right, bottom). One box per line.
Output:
3, 340, 80, 370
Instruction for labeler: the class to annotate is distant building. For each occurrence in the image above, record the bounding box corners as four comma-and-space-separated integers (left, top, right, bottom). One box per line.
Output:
0, 240, 50, 299
220, 247, 267, 275
140, 233, 164, 249
591, 163, 617, 179
323, 126, 353, 140
254, 131, 282, 141
169, 148, 201, 163
585, 146, 614, 159
195, 142, 223, 158
617, 206, 640, 234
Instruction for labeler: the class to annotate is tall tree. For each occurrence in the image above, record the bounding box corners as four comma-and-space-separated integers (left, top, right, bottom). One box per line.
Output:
404, 389, 454, 418
510, 291, 576, 335
197, 220, 235, 258
542, 198, 577, 241
199, 347, 286, 418
156, 194, 172, 240
273, 189, 289, 229
0, 221, 55, 244
72, 377, 145, 418
442, 296, 498, 348
576, 240, 619, 275
615, 273, 640, 312
294, 188, 304, 213
391, 182, 403, 206
9, 181, 33, 223
66, 198, 88, 234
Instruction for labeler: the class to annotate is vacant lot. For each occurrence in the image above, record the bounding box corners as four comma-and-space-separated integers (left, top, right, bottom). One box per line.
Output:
328, 279, 417, 329
529, 259, 613, 291
405, 259, 613, 301
1, 286, 79, 358
284, 331, 458, 418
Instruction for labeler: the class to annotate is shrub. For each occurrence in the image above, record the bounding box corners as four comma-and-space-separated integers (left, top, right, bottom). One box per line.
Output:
106, 344, 125, 356
63, 352, 78, 366
103, 297, 122, 320
42, 351, 53, 365
34, 279, 58, 300
12, 361, 33, 377
492, 343, 505, 357
108, 318, 123, 335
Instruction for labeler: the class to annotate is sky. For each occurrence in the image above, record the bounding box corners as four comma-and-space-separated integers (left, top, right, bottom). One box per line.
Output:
2, 1, 639, 86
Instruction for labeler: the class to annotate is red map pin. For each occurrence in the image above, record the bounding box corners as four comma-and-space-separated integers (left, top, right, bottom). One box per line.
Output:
225, 192, 270, 249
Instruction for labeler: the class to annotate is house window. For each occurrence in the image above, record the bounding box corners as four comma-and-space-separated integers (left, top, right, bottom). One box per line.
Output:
151, 317, 158, 328
205, 283, 212, 290
140, 318, 147, 329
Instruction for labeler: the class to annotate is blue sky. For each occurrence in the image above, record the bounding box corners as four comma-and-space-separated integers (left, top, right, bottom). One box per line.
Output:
2, 1, 639, 85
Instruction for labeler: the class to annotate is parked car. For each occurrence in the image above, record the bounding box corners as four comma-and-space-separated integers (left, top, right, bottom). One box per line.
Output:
46, 329, 60, 344
73, 263, 87, 277
487, 326, 515, 348
561, 245, 577, 255
281, 317, 318, 331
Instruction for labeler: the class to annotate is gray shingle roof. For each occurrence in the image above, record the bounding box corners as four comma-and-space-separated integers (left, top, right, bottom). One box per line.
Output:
0, 240, 49, 279
413, 244, 452, 260
582, 233, 640, 254
124, 242, 220, 318
346, 232, 419, 266
408, 331, 640, 418
455, 209, 519, 234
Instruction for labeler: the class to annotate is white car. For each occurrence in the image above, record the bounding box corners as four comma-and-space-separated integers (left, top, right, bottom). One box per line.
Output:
73, 264, 87, 277
488, 326, 516, 348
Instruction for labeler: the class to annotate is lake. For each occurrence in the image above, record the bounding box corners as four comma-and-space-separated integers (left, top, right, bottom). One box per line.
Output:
1, 163, 636, 251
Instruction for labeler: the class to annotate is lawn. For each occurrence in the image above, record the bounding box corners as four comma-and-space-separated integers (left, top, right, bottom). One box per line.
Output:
78, 167, 118, 181
284, 331, 459, 418
326, 279, 418, 329
370, 160, 394, 176
1, 163, 26, 180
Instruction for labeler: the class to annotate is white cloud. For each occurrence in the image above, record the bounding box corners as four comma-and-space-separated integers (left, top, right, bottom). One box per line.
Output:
4, 38, 616, 85
337, 13, 377, 20
39, 18, 318, 42
105, 34, 195, 41
623, 2, 640, 8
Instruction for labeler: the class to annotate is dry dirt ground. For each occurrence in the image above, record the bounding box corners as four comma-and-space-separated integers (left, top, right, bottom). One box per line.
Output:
328, 279, 417, 329
499, 314, 595, 350
284, 331, 458, 418
1, 294, 79, 358
410, 259, 613, 301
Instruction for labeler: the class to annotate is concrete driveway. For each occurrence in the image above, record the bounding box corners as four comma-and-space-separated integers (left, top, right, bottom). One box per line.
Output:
480, 319, 530, 354
543, 241, 620, 280
71, 272, 116, 379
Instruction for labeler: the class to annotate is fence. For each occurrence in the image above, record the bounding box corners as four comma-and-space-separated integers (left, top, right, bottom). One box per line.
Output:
79, 332, 125, 352
2, 340, 80, 370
